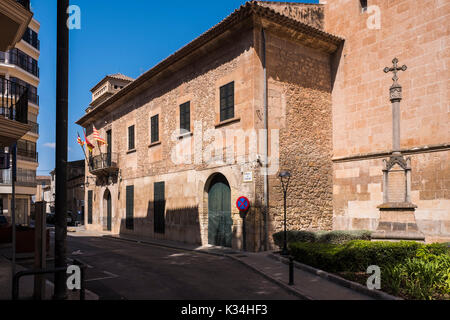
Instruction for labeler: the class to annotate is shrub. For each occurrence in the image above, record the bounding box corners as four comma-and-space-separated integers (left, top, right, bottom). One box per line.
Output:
289, 240, 450, 300
384, 251, 450, 300
317, 230, 372, 244
289, 240, 422, 272
272, 230, 372, 248
273, 230, 317, 248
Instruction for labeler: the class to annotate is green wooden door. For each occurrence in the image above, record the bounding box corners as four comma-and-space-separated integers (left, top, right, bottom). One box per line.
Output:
208, 175, 232, 247
154, 182, 165, 234
107, 192, 112, 231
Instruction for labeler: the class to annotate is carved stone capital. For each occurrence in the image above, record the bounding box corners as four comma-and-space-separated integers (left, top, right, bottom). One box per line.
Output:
390, 84, 402, 102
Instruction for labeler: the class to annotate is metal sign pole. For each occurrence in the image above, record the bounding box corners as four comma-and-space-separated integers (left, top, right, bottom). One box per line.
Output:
11, 143, 17, 293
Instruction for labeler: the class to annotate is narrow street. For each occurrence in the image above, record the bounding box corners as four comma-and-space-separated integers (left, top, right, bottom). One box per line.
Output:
23, 232, 299, 300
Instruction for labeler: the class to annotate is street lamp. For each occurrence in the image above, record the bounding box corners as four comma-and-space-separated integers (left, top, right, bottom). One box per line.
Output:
278, 170, 291, 256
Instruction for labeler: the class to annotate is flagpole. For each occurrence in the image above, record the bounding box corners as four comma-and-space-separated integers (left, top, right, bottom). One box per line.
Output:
77, 131, 88, 164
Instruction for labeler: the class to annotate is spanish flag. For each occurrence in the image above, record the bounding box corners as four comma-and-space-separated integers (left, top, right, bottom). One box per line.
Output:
83, 128, 95, 152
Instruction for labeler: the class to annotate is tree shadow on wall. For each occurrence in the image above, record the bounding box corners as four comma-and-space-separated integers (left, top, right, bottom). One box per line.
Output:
118, 202, 201, 245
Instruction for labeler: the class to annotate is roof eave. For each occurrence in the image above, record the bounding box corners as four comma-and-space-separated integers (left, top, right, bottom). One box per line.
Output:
76, 2, 343, 127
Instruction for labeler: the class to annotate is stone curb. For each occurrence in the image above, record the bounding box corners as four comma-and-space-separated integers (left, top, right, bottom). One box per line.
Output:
268, 253, 403, 300
103, 235, 311, 300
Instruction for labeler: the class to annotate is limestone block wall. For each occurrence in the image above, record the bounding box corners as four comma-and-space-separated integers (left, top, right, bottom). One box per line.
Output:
256, 29, 334, 248
322, 0, 449, 241
333, 150, 450, 242
322, 0, 449, 157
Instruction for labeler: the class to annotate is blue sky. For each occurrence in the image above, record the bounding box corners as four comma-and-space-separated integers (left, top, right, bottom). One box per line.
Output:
32, 0, 317, 176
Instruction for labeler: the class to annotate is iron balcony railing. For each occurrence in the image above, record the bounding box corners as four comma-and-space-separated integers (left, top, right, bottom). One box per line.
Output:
15, 0, 31, 11
0, 78, 28, 124
28, 120, 39, 134
88, 153, 118, 173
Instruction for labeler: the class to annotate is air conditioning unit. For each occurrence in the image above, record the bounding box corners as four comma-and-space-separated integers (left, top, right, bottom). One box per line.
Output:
0, 152, 10, 170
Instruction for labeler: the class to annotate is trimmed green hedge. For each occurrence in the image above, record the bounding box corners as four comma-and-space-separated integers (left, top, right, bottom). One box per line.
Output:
273, 230, 372, 247
289, 240, 423, 272
288, 240, 450, 299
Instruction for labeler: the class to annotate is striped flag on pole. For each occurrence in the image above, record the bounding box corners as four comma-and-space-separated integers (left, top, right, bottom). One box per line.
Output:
93, 125, 107, 145
77, 133, 85, 146
83, 128, 95, 152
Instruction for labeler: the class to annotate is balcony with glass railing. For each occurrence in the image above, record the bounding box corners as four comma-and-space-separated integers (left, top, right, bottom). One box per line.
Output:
0, 48, 39, 78
17, 149, 37, 162
22, 28, 39, 50
28, 120, 39, 134
0, 167, 37, 187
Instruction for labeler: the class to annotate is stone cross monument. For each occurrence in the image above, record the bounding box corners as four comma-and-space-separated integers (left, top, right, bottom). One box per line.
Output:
375, 58, 423, 240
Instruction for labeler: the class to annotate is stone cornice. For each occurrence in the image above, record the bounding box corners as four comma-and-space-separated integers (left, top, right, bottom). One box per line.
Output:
332, 143, 450, 163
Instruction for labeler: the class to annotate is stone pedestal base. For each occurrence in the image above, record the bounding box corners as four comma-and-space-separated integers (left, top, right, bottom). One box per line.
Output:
373, 202, 424, 241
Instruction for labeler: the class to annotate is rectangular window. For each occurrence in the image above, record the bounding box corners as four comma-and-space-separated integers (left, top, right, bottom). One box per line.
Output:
87, 191, 93, 224
126, 185, 134, 230
360, 0, 368, 12
220, 81, 234, 122
151, 115, 159, 143
106, 130, 112, 166
128, 125, 135, 150
154, 182, 165, 234
179, 102, 190, 133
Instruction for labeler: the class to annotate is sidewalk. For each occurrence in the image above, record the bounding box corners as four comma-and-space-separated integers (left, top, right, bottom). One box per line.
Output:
98, 232, 399, 300
0, 244, 98, 300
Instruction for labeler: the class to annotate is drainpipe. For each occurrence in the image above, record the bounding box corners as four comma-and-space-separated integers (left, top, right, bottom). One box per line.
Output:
261, 28, 269, 251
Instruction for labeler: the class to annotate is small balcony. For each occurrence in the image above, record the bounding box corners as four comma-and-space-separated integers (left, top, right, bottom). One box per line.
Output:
17, 149, 37, 162
22, 27, 40, 51
0, 78, 31, 146
88, 153, 119, 176
0, 0, 33, 51
4, 48, 39, 78
27, 120, 39, 134
15, 0, 30, 10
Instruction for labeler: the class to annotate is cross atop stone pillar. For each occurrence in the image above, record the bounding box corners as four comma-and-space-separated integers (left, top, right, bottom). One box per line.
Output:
384, 58, 407, 155
375, 58, 423, 241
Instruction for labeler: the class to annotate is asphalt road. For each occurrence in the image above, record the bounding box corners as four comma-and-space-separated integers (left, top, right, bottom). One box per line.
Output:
48, 234, 299, 300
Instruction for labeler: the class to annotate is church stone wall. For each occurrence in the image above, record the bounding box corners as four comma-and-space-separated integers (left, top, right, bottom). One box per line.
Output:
333, 151, 450, 241
322, 0, 449, 241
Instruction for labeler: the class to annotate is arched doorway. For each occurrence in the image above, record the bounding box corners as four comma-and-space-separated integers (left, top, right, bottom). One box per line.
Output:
103, 189, 112, 231
208, 174, 232, 247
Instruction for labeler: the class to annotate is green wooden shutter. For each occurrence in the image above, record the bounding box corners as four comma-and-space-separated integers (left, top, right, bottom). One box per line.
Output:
128, 125, 135, 150
151, 115, 159, 143
87, 191, 93, 224
180, 102, 190, 133
126, 185, 134, 230
220, 82, 234, 122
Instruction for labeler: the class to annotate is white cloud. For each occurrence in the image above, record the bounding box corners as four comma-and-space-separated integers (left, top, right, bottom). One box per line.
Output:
44, 142, 56, 149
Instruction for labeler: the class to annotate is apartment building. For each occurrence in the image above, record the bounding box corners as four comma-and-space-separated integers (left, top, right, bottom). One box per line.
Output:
0, 0, 39, 225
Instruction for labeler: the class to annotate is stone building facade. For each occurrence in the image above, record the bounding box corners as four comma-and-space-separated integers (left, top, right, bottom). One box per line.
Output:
77, 1, 449, 250
320, 0, 449, 242
77, 1, 341, 251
